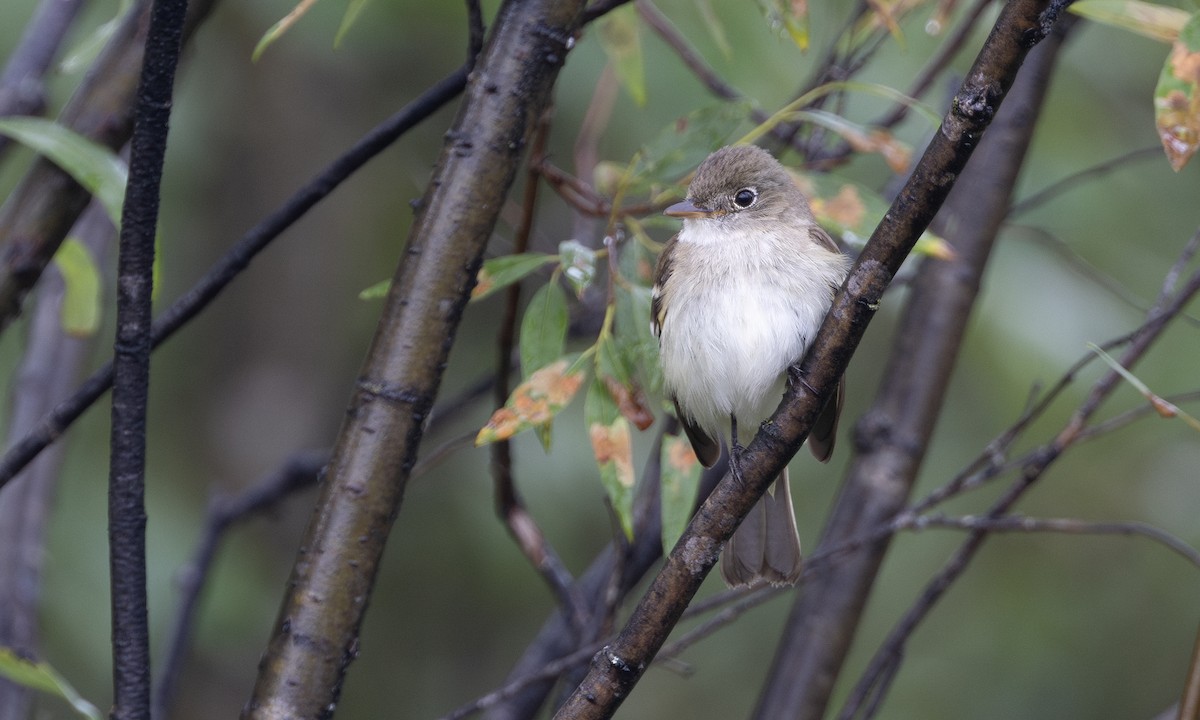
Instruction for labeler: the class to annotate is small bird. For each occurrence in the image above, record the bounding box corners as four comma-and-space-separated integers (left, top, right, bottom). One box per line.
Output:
652, 144, 849, 587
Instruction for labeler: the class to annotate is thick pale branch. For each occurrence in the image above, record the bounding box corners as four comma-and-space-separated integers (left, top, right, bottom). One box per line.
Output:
241, 2, 587, 717
552, 2, 1067, 717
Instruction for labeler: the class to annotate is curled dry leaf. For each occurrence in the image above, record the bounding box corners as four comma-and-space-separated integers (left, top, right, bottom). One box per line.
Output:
1155, 13, 1200, 171
602, 375, 655, 430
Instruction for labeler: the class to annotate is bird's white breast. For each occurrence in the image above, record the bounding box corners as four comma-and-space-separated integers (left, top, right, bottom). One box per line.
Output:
658, 219, 841, 440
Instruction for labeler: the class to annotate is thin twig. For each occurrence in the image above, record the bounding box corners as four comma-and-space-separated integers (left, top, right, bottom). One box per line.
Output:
898, 513, 1200, 569
491, 112, 588, 627
0, 65, 471, 495
153, 449, 327, 720
875, 0, 995, 131
839, 262, 1200, 720
1008, 146, 1162, 217
635, 0, 738, 101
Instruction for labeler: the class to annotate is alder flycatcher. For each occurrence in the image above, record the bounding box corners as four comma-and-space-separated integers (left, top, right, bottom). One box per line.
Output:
652, 144, 849, 587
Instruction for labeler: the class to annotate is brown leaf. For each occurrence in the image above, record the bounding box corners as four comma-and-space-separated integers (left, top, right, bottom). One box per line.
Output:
602, 375, 655, 430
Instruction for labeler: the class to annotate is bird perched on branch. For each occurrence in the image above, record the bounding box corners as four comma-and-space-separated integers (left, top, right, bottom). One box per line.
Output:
652, 144, 849, 587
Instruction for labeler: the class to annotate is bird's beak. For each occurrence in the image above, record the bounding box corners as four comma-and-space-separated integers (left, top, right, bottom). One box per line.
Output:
664, 199, 717, 219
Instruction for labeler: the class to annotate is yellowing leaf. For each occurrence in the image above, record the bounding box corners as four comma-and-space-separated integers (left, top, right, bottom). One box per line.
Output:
1155, 12, 1200, 171
794, 109, 911, 173
601, 374, 655, 431
599, 5, 646, 106
52, 239, 102, 337
660, 434, 702, 552
475, 360, 584, 446
1070, 0, 1189, 43
586, 377, 635, 539
470, 253, 554, 302
819, 184, 868, 230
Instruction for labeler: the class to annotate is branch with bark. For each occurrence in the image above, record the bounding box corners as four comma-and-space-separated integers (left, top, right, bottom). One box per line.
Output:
241, 1, 589, 716
553, 1, 1070, 717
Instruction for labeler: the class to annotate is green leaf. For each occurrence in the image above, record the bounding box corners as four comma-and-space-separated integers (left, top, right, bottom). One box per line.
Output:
52, 239, 102, 337
697, 0, 733, 58
599, 5, 646, 106
1070, 0, 1189, 43
58, 0, 134, 75
615, 236, 663, 393
254, 0, 320, 62
558, 241, 597, 298
335, 0, 371, 46
586, 377, 635, 540
757, 0, 809, 51
471, 252, 556, 302
632, 102, 753, 194
0, 117, 127, 228
1154, 11, 1200, 171
520, 281, 569, 382
660, 434, 702, 552
0, 648, 103, 720
358, 279, 390, 300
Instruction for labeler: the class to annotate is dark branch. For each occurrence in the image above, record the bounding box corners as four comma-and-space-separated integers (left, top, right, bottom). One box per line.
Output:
108, 0, 189, 717
552, 2, 1068, 717
0, 65, 471, 496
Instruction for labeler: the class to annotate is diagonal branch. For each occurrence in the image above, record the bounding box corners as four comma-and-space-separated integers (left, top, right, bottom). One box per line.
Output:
552, 1, 1069, 717
753, 12, 1076, 720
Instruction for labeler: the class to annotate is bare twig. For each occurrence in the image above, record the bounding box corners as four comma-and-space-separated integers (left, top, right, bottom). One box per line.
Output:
635, 0, 738, 101
839, 263, 1200, 719
897, 513, 1200, 569
1008, 145, 1163, 218
0, 0, 220, 336
491, 113, 588, 626
0, 65, 471, 495
753, 11, 1074, 720
154, 449, 327, 720
243, 2, 587, 714
875, 0, 995, 131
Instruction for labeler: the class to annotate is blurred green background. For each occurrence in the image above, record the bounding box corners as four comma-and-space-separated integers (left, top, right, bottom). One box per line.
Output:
1, 0, 1199, 718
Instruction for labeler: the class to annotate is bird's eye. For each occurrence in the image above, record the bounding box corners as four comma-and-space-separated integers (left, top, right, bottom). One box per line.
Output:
733, 188, 757, 208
